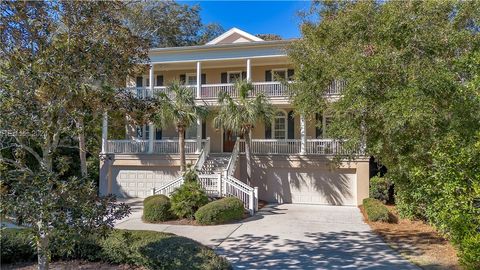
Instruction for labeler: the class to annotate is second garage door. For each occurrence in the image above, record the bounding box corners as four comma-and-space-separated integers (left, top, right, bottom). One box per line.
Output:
263, 168, 357, 205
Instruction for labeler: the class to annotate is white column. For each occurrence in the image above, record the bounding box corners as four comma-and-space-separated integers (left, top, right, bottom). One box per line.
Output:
149, 64, 154, 97
246, 59, 251, 81
196, 117, 202, 153
101, 112, 108, 154
148, 123, 154, 153
196, 61, 201, 98
300, 114, 306, 154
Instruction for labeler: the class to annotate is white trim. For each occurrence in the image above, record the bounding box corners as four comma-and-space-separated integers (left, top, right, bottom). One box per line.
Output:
206, 27, 264, 45
185, 73, 197, 86
150, 54, 288, 65
272, 110, 288, 140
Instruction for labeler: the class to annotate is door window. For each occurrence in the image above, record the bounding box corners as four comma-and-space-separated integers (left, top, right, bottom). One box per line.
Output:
273, 111, 287, 139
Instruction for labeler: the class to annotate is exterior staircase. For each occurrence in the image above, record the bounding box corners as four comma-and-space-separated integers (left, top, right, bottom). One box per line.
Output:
200, 153, 231, 174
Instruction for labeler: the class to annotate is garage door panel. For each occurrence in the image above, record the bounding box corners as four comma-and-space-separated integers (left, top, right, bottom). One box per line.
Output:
265, 168, 356, 206
112, 167, 180, 198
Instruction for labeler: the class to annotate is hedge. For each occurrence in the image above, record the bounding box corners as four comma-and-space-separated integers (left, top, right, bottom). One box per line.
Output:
363, 198, 390, 222
0, 229, 231, 270
195, 197, 244, 225
143, 195, 173, 222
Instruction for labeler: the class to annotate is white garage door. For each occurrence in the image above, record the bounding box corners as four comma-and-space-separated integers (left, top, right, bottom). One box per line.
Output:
265, 168, 356, 206
112, 167, 180, 198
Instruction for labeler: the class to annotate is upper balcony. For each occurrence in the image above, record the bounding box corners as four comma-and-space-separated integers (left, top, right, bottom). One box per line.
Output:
126, 29, 343, 106
126, 80, 343, 105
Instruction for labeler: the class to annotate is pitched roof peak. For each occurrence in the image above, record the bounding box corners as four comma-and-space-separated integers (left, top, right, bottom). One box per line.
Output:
206, 27, 264, 45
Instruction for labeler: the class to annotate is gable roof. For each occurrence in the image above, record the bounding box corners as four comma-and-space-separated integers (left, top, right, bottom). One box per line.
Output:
206, 27, 264, 45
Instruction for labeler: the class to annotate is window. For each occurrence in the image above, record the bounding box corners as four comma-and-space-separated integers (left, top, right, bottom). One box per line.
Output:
228, 71, 242, 83
272, 69, 287, 81
186, 73, 197, 85
273, 111, 287, 139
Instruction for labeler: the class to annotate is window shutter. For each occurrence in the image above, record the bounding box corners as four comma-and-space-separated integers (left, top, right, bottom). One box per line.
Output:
315, 113, 323, 138
288, 111, 295, 139
179, 74, 186, 84
221, 72, 227, 83
136, 76, 143, 87
156, 75, 164, 86
202, 120, 206, 139
201, 73, 206, 84
265, 70, 272, 82
265, 124, 272, 139
287, 69, 295, 80
241, 71, 247, 80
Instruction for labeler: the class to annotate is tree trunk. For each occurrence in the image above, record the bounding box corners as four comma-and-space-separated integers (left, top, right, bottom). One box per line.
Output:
244, 128, 252, 185
178, 126, 186, 171
76, 116, 88, 177
37, 231, 50, 270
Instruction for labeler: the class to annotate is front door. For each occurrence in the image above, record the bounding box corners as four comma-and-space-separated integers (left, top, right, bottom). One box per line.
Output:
223, 130, 237, 152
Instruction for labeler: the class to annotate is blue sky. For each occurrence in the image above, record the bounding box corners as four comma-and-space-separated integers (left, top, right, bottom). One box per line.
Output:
182, 1, 312, 39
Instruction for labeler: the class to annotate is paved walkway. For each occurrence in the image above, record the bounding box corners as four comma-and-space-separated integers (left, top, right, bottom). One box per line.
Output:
116, 200, 418, 270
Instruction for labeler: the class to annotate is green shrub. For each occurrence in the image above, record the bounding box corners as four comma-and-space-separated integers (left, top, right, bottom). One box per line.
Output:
0, 228, 36, 263
458, 234, 480, 270
170, 181, 209, 219
143, 195, 173, 222
1, 228, 231, 269
369, 176, 393, 203
195, 197, 244, 225
143, 194, 166, 206
100, 230, 231, 270
363, 198, 390, 222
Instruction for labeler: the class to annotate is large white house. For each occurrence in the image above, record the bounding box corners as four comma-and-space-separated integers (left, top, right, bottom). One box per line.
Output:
99, 28, 369, 213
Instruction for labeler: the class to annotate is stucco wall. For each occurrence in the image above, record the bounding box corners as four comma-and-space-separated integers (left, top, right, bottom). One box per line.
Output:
235, 155, 369, 206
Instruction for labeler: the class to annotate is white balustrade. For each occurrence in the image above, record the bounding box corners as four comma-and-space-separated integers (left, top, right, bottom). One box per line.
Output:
106, 140, 148, 154
195, 138, 210, 171
201, 83, 237, 98
106, 139, 200, 154
153, 176, 184, 196
251, 82, 289, 97
198, 174, 222, 196
326, 80, 346, 96
306, 139, 351, 155
251, 139, 301, 154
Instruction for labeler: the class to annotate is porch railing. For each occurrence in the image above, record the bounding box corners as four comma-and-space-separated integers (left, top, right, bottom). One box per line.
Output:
238, 139, 351, 155
106, 139, 203, 154
128, 81, 344, 100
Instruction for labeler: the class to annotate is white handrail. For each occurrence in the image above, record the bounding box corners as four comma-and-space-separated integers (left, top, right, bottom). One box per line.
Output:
225, 138, 240, 177
195, 138, 210, 170
225, 175, 257, 215
152, 176, 184, 196
106, 139, 200, 154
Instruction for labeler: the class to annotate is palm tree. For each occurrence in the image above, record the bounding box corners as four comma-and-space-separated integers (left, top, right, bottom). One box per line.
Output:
215, 79, 274, 184
152, 81, 207, 171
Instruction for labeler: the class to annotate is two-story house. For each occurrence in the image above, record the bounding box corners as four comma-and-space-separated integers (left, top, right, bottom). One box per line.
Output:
99, 28, 369, 213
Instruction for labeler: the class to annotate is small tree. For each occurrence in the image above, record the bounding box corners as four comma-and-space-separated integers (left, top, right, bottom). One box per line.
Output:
215, 80, 274, 184
152, 82, 207, 171
1, 171, 130, 270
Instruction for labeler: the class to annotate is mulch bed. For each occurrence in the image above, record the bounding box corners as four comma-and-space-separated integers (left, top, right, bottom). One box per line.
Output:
2, 260, 145, 270
360, 205, 461, 270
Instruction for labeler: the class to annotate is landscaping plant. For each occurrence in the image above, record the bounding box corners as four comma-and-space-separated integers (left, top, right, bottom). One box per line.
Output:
289, 1, 480, 267
195, 197, 245, 225
170, 169, 209, 219
369, 176, 393, 204
143, 195, 174, 222
363, 198, 390, 222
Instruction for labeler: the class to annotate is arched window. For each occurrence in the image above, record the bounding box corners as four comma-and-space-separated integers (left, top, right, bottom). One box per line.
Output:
273, 111, 287, 139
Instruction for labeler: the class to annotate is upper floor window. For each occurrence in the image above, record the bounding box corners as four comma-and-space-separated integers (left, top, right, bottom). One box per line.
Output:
273, 111, 287, 139
186, 73, 197, 85
228, 71, 242, 83
272, 69, 287, 81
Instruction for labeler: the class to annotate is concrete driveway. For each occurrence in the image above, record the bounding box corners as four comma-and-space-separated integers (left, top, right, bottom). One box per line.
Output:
116, 201, 418, 269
